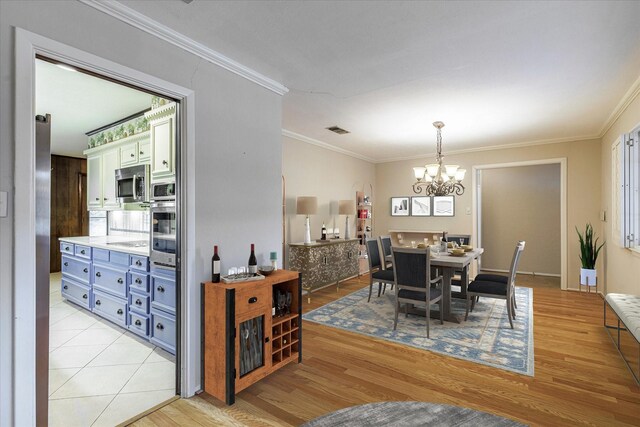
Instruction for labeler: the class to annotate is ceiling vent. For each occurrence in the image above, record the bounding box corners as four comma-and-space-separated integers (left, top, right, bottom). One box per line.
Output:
326, 126, 350, 135
181, 0, 194, 3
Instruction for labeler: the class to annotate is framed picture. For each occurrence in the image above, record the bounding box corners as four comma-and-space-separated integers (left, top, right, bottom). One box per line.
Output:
433, 196, 455, 217
390, 197, 410, 216
411, 196, 431, 216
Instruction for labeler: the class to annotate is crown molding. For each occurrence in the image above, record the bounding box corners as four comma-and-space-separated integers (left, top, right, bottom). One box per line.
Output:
282, 129, 376, 163
599, 73, 640, 137
78, 0, 288, 96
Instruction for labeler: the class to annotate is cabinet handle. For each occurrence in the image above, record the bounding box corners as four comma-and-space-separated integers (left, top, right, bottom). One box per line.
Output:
96, 272, 101, 277
83, 268, 88, 273
117, 278, 123, 284
135, 299, 142, 306
95, 198, 99, 201
135, 278, 142, 284
265, 337, 270, 343
162, 160, 168, 166
65, 246, 70, 251
136, 260, 142, 266
63, 285, 68, 290
80, 249, 85, 254
95, 300, 101, 306
82, 294, 88, 299
104, 198, 108, 201
140, 151, 144, 155
156, 323, 164, 330
135, 319, 142, 326
130, 153, 135, 158
248, 296, 258, 304
157, 286, 165, 293
63, 262, 68, 267
117, 309, 123, 315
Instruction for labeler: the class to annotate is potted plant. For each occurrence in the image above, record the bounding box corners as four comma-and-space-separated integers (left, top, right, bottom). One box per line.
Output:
576, 223, 604, 287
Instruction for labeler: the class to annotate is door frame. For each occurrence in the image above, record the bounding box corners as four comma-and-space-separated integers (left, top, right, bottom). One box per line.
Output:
14, 28, 197, 424
471, 158, 567, 289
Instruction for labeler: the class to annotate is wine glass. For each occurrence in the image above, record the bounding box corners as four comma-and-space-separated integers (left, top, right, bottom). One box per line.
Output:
285, 292, 292, 315
237, 266, 246, 279
277, 293, 286, 317
459, 238, 465, 246
228, 267, 237, 278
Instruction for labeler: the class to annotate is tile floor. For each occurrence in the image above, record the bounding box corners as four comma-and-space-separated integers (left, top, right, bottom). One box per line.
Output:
49, 272, 176, 426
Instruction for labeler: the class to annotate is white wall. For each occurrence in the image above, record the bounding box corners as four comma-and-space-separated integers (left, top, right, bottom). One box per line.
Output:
481, 164, 561, 275
282, 136, 375, 266
0, 1, 282, 423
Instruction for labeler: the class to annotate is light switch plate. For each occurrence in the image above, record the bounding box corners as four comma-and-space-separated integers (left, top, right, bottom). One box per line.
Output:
0, 191, 7, 217
465, 207, 471, 215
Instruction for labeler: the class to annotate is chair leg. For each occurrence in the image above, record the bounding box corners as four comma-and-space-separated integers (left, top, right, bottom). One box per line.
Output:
506, 297, 514, 329
377, 282, 382, 297
368, 281, 373, 302
393, 298, 399, 330
471, 295, 476, 312
382, 283, 387, 295
405, 302, 408, 318
439, 298, 443, 325
426, 300, 430, 338
513, 293, 518, 310
511, 295, 517, 319
465, 294, 471, 321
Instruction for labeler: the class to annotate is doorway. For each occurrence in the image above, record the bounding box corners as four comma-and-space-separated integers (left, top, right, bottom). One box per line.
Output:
473, 159, 567, 289
14, 28, 196, 426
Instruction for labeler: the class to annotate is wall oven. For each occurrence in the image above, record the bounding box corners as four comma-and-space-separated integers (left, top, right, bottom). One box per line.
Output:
115, 164, 149, 203
150, 182, 176, 269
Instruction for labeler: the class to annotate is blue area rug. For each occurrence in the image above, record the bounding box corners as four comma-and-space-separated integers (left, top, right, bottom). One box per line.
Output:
303, 286, 534, 376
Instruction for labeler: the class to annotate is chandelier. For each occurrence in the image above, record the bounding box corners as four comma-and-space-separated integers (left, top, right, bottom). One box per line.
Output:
412, 121, 466, 196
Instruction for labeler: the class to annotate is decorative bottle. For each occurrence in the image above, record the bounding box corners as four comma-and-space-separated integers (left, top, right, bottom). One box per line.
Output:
211, 245, 220, 283
248, 243, 258, 275
321, 223, 327, 240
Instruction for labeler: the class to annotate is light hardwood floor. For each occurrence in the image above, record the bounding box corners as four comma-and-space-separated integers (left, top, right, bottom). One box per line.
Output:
132, 274, 640, 427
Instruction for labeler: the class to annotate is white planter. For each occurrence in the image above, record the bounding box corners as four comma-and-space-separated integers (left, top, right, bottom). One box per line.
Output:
580, 268, 597, 287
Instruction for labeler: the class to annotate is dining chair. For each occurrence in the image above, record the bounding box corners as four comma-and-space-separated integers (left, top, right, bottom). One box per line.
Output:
465, 241, 525, 328
391, 246, 443, 337
365, 238, 395, 302
378, 235, 393, 270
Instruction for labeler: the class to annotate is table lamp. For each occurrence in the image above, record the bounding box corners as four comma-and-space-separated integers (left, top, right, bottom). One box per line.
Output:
296, 196, 317, 244
339, 200, 356, 239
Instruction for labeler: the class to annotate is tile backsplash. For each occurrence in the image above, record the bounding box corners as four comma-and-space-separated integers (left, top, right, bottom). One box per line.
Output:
108, 210, 150, 237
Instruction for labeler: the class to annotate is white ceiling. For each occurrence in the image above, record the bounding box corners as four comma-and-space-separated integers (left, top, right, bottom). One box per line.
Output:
36, 59, 154, 157
118, 0, 640, 162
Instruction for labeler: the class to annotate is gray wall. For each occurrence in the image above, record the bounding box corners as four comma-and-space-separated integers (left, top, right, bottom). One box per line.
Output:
481, 164, 561, 275
0, 1, 283, 422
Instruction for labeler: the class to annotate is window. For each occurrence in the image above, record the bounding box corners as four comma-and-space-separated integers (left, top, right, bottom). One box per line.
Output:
617, 126, 640, 249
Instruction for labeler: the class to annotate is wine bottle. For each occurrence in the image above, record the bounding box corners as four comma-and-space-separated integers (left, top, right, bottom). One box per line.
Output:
441, 231, 448, 252
248, 243, 258, 275
212, 245, 221, 283
321, 223, 327, 240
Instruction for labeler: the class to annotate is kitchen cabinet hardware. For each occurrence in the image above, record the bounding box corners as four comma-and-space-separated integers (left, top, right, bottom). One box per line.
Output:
117, 309, 123, 315
96, 272, 101, 277
64, 262, 68, 267
135, 319, 142, 326
130, 153, 135, 157
135, 299, 142, 306
82, 294, 88, 299
63, 285, 68, 290
157, 286, 165, 293
135, 278, 142, 284
136, 260, 142, 266
156, 323, 164, 330
95, 300, 101, 305
80, 249, 85, 254
117, 278, 123, 284
248, 296, 258, 304
162, 160, 168, 166
83, 268, 88, 273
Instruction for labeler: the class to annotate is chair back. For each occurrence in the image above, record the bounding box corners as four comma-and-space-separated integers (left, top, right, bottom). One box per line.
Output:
365, 238, 383, 271
507, 241, 526, 291
391, 247, 431, 292
379, 235, 392, 257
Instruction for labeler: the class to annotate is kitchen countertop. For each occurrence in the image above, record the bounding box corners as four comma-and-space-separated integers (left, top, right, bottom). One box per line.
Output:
59, 235, 150, 256
289, 238, 359, 247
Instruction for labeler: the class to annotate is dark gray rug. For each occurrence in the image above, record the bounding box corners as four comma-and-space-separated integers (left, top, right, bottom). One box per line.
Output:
301, 401, 526, 427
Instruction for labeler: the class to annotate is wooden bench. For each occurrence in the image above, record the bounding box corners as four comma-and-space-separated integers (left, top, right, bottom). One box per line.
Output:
604, 293, 640, 384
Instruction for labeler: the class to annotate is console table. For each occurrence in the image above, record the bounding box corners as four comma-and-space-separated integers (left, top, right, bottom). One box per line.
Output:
289, 239, 359, 302
202, 270, 301, 405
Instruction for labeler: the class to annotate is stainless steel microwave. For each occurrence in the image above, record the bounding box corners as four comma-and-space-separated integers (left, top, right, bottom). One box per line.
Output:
115, 165, 149, 203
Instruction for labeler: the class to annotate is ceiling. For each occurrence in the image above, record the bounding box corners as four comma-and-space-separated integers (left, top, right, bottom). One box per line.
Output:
120, 1, 640, 162
36, 59, 154, 157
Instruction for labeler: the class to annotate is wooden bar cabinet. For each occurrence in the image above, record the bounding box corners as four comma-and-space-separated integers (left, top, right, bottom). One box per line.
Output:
202, 270, 302, 404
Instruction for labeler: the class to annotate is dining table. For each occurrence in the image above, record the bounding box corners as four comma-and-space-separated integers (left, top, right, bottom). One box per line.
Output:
386, 247, 484, 323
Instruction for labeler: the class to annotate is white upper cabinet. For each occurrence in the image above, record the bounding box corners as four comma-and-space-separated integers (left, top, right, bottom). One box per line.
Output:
87, 154, 103, 209
145, 103, 176, 182
102, 148, 120, 209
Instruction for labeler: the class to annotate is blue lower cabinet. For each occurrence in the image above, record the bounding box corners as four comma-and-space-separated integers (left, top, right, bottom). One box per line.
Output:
150, 308, 176, 355
129, 271, 149, 293
61, 277, 91, 310
60, 242, 74, 256
61, 255, 91, 284
130, 255, 149, 272
74, 244, 92, 260
110, 250, 130, 267
129, 311, 150, 338
129, 291, 150, 315
93, 263, 128, 298
151, 272, 176, 315
93, 290, 128, 328
93, 248, 110, 263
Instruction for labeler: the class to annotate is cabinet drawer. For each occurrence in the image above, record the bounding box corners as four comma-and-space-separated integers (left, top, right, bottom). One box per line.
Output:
151, 273, 176, 315
61, 277, 91, 310
93, 290, 127, 328
150, 309, 176, 355
93, 263, 128, 298
138, 140, 151, 162
110, 251, 130, 266
130, 255, 149, 272
129, 292, 150, 315
128, 312, 149, 338
235, 285, 270, 318
74, 244, 92, 259
59, 242, 74, 255
120, 142, 138, 166
61, 255, 91, 284
129, 271, 149, 293
93, 248, 110, 263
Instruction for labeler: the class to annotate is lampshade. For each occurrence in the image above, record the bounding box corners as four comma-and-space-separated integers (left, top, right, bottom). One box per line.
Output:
296, 196, 317, 215
426, 164, 439, 177
338, 200, 355, 215
413, 166, 426, 180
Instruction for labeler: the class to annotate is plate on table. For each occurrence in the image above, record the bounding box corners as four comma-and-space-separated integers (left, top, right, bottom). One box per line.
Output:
449, 251, 466, 257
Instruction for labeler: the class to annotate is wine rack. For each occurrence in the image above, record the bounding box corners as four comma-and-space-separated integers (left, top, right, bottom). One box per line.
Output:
271, 313, 300, 367
202, 270, 302, 405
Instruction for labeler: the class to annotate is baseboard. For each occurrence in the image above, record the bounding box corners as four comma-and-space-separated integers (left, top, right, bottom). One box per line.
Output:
481, 268, 561, 278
